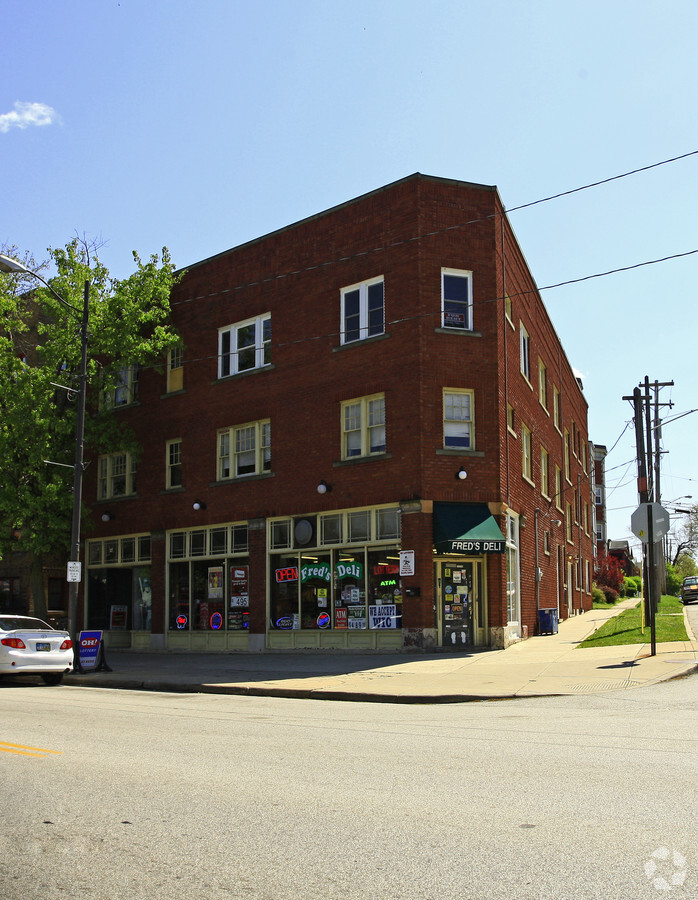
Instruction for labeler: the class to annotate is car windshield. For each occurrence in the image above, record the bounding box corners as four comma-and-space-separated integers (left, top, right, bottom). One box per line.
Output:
0, 617, 54, 632
684, 578, 698, 586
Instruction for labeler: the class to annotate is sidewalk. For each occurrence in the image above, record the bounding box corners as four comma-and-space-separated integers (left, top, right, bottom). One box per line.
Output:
64, 599, 698, 703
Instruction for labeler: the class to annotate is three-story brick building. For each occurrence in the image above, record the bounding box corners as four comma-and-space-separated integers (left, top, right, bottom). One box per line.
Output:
82, 173, 594, 652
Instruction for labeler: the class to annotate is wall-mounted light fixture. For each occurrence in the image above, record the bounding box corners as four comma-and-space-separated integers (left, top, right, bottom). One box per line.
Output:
456, 466, 467, 481
192, 500, 207, 511
101, 512, 114, 523
550, 519, 562, 527
317, 480, 332, 494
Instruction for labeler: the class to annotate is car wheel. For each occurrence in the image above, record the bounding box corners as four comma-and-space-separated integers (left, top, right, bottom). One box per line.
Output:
40, 673, 64, 686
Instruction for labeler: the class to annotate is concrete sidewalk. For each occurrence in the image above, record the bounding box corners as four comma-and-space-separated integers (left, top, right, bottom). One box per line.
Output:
64, 599, 698, 703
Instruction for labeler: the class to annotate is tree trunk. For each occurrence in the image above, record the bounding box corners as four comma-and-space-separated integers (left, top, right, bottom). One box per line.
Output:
29, 553, 48, 621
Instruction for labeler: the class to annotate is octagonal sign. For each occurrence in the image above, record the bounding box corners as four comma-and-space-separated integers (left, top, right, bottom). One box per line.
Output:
631, 502, 670, 543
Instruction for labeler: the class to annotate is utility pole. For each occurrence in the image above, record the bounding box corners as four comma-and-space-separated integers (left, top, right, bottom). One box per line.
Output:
624, 377, 673, 657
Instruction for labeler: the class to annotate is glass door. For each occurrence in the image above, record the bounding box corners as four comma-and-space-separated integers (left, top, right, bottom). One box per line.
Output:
435, 560, 484, 648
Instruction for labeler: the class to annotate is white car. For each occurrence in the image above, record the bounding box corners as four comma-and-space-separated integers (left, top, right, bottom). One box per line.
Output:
0, 615, 74, 685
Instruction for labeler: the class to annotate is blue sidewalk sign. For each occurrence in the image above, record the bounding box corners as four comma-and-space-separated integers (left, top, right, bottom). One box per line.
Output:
78, 631, 103, 671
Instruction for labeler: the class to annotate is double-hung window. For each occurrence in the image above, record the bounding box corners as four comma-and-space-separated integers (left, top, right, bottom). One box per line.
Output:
218, 420, 271, 479
443, 389, 475, 449
520, 324, 530, 381
441, 269, 473, 330
521, 423, 532, 482
340, 277, 385, 344
98, 452, 137, 499
341, 394, 386, 459
218, 314, 271, 378
166, 439, 182, 489
101, 365, 139, 409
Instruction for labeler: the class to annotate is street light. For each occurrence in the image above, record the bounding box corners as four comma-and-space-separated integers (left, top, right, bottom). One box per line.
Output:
0, 253, 89, 646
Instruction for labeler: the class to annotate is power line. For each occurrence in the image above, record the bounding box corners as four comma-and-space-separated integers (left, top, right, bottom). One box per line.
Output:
170, 149, 698, 309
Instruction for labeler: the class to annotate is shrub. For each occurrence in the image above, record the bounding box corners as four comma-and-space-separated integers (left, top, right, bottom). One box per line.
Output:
598, 584, 620, 604
592, 586, 606, 604
624, 575, 642, 597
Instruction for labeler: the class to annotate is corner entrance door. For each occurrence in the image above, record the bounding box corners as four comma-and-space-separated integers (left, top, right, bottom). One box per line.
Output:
435, 560, 483, 648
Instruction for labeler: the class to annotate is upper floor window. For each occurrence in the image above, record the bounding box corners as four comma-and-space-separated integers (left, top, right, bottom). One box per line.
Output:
341, 394, 386, 459
540, 446, 550, 499
521, 423, 532, 482
441, 269, 473, 330
98, 452, 137, 500
340, 277, 385, 344
553, 385, 561, 431
166, 439, 182, 489
538, 359, 547, 409
167, 346, 184, 393
520, 324, 530, 381
102, 366, 139, 409
218, 314, 271, 378
218, 420, 271, 479
443, 389, 475, 450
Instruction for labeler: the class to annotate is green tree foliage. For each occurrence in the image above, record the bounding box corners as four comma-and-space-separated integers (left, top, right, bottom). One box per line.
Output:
665, 563, 682, 596
0, 239, 180, 617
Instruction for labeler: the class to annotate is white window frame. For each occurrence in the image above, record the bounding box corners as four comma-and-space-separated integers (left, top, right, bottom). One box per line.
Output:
98, 452, 137, 500
102, 365, 139, 409
441, 268, 473, 331
443, 389, 475, 450
167, 346, 184, 393
521, 423, 533, 483
218, 314, 271, 378
506, 513, 521, 626
538, 358, 547, 409
540, 446, 550, 499
340, 276, 385, 344
341, 394, 386, 459
217, 420, 271, 479
166, 439, 182, 489
520, 324, 530, 381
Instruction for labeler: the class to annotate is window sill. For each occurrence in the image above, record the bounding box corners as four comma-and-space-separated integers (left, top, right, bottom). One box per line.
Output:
160, 389, 186, 399
434, 327, 482, 337
436, 448, 485, 458
333, 332, 391, 352
213, 364, 275, 384
333, 452, 392, 467
161, 486, 186, 495
211, 471, 275, 486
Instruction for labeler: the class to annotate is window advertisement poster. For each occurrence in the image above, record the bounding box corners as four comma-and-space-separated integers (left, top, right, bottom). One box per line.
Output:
369, 604, 398, 629
78, 630, 103, 671
208, 566, 224, 600
230, 566, 249, 608
110, 605, 128, 630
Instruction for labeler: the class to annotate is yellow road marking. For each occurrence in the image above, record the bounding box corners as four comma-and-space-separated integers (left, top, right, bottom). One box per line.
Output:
0, 740, 62, 757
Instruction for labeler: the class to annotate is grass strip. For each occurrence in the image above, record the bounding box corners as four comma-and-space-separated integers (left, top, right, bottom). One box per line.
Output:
579, 595, 689, 648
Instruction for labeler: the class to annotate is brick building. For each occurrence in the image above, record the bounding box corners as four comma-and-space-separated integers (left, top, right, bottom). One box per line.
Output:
81, 174, 594, 652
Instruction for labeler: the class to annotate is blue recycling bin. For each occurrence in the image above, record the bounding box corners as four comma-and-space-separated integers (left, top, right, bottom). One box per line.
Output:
538, 608, 559, 635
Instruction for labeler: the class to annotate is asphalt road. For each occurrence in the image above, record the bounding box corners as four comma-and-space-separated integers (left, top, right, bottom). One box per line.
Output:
1, 677, 696, 899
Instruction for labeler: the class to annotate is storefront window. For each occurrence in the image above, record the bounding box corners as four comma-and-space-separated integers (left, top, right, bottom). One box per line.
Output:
269, 554, 300, 629
336, 551, 366, 629
168, 558, 249, 631
268, 545, 401, 631
300, 554, 332, 629
368, 550, 402, 629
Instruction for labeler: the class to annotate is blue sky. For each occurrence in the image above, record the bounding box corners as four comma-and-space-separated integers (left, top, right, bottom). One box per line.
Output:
3, 0, 697, 553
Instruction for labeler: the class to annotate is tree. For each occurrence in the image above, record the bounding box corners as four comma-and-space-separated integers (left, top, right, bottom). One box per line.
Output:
670, 504, 698, 568
594, 552, 625, 595
0, 239, 180, 619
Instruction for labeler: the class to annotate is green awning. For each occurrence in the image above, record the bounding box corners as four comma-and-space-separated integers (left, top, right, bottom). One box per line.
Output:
433, 502, 506, 554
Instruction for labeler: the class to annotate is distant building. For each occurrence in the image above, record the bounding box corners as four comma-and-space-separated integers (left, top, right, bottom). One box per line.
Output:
80, 174, 595, 652
592, 443, 608, 556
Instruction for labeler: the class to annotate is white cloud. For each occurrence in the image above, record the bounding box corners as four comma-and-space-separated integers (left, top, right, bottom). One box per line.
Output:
0, 101, 59, 134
